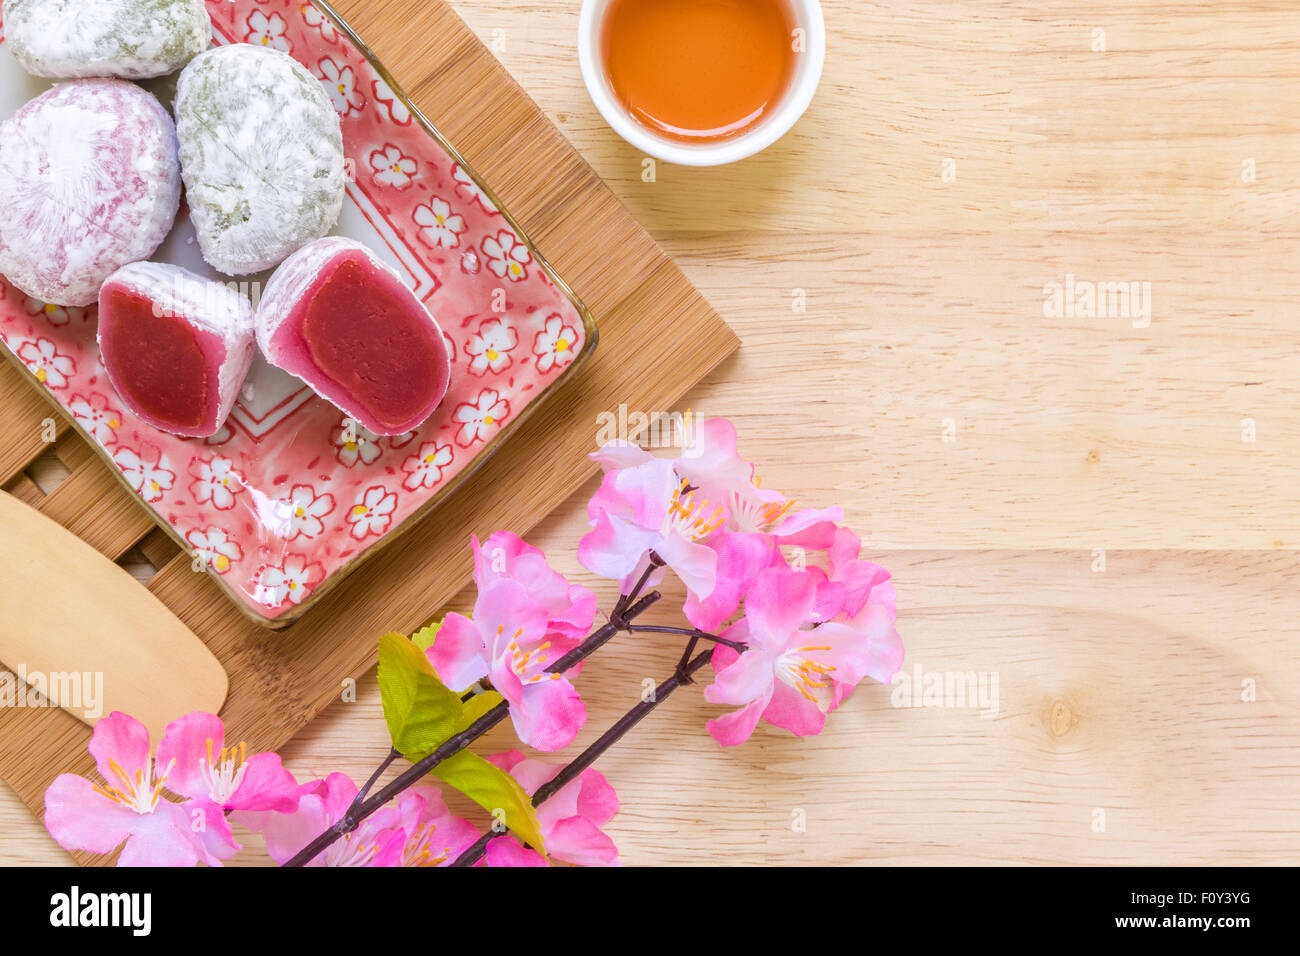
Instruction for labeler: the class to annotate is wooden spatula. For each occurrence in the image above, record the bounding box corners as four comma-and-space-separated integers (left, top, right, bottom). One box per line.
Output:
0, 490, 228, 740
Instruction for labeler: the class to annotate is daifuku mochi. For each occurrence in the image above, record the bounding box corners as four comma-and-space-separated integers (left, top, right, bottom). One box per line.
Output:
4, 0, 210, 80
257, 238, 452, 437
0, 80, 181, 307
175, 45, 346, 276
98, 262, 256, 439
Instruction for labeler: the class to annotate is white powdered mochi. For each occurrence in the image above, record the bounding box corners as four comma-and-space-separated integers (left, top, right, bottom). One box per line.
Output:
98, 262, 256, 438
175, 45, 346, 276
0, 80, 182, 307
4, 0, 211, 80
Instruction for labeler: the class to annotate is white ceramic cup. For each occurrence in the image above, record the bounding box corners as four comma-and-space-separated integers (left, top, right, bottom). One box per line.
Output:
577, 0, 826, 167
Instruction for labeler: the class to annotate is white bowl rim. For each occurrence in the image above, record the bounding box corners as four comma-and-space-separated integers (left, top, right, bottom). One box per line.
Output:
577, 0, 826, 167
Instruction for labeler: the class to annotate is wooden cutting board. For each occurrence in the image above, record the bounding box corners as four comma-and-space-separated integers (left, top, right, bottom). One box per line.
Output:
0, 0, 738, 861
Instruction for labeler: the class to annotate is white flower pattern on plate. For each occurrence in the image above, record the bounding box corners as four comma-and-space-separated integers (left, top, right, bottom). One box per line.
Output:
414, 198, 466, 249
257, 554, 323, 608
372, 78, 411, 125
17, 338, 74, 388
454, 164, 497, 213
370, 144, 417, 189
189, 456, 245, 511
24, 297, 87, 327
69, 393, 122, 445
300, 2, 339, 42
533, 314, 579, 374
400, 441, 453, 492
316, 57, 365, 116
114, 446, 174, 504
347, 485, 398, 539
277, 483, 335, 540
482, 231, 530, 282
246, 10, 291, 52
331, 418, 383, 466
186, 527, 243, 574
465, 318, 517, 376
453, 389, 509, 447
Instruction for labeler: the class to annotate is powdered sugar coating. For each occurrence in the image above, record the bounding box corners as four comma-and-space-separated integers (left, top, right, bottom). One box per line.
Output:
98, 262, 256, 438
5, 0, 211, 80
175, 44, 346, 276
0, 80, 182, 307
257, 237, 451, 436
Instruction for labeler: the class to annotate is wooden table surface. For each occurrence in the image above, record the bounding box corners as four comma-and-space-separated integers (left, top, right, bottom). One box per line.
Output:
4, 0, 1298, 866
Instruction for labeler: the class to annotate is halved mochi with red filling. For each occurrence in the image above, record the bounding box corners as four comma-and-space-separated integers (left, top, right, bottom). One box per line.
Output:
98, 262, 255, 439
256, 238, 451, 437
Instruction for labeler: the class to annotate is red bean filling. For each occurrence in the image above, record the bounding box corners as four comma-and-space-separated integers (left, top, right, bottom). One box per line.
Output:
299, 259, 442, 430
103, 288, 210, 430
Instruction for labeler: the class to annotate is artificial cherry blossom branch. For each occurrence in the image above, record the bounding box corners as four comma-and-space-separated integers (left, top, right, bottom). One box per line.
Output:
626, 624, 746, 652
283, 590, 663, 867
450, 643, 719, 866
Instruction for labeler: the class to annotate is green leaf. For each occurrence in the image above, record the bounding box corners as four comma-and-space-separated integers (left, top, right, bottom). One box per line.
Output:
432, 750, 548, 857
411, 621, 441, 651
377, 632, 463, 761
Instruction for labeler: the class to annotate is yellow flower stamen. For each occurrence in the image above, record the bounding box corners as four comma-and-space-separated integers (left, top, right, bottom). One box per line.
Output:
665, 480, 725, 542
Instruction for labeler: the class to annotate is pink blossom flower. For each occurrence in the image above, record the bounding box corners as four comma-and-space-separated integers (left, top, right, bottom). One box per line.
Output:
487, 750, 619, 866
682, 502, 846, 632
113, 446, 174, 503
401, 441, 453, 491
43, 713, 209, 867
373, 786, 481, 867
17, 337, 74, 388
189, 455, 245, 511
414, 197, 466, 249
465, 318, 517, 376
370, 144, 417, 189
155, 712, 298, 859
483, 836, 548, 867
827, 526, 897, 622
593, 416, 766, 506
533, 314, 578, 374
579, 457, 721, 599
347, 485, 398, 539
69, 393, 122, 445
472, 531, 597, 652
427, 579, 585, 751
277, 483, 335, 540
705, 562, 903, 746
591, 416, 846, 630
453, 389, 509, 447
482, 231, 531, 282
240, 774, 405, 867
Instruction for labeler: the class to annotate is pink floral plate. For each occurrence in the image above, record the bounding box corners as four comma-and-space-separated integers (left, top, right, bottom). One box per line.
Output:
0, 1, 596, 627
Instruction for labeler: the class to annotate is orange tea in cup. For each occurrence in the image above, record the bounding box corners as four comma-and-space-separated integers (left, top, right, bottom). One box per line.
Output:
601, 0, 798, 144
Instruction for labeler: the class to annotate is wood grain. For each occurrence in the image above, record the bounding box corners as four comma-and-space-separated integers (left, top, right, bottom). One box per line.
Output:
0, 492, 227, 740
3, 0, 1298, 865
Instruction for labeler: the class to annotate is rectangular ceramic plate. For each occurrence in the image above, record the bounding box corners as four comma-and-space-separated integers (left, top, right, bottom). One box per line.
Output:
0, 0, 596, 627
